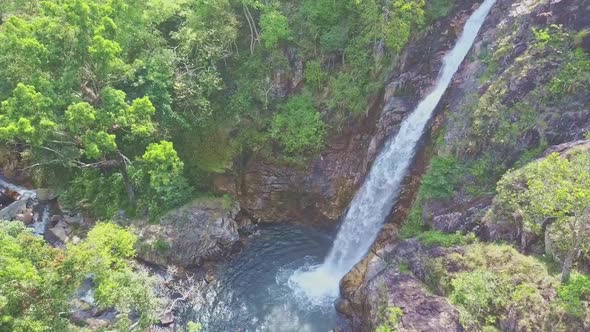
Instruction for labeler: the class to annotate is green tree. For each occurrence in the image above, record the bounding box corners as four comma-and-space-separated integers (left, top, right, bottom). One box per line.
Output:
0, 0, 190, 218
134, 140, 192, 215
171, 0, 237, 125
259, 8, 291, 48
383, 0, 425, 52
495, 152, 590, 282
0, 221, 158, 331
270, 94, 326, 157
304, 60, 325, 91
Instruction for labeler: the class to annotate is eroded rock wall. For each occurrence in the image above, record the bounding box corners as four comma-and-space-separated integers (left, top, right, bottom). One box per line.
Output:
231, 0, 484, 225
340, 0, 590, 330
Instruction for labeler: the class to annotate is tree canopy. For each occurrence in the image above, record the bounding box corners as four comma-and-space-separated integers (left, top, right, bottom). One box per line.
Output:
495, 151, 590, 282
0, 221, 158, 331
0, 0, 454, 219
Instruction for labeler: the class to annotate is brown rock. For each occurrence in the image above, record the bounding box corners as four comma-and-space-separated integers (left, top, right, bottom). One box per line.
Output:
340, 239, 462, 332
159, 312, 175, 326
47, 220, 72, 244
135, 198, 240, 267
16, 210, 34, 224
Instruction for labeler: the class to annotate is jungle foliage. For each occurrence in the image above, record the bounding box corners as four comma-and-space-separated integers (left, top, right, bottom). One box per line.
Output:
0, 0, 455, 220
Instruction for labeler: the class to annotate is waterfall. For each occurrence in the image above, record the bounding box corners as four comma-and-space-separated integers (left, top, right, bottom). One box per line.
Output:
289, 0, 496, 305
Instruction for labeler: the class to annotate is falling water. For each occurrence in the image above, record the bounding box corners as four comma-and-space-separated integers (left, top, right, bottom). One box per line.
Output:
289, 0, 497, 305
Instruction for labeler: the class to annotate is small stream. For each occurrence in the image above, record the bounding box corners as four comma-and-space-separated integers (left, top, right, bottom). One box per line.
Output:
184, 224, 339, 331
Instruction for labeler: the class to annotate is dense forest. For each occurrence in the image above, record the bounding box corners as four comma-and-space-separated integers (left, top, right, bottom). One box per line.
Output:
0, 0, 445, 219
1, 0, 589, 331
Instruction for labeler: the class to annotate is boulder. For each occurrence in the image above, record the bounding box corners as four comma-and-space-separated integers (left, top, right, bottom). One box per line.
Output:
16, 209, 34, 224
135, 198, 240, 267
47, 220, 72, 244
424, 196, 492, 234
64, 213, 84, 226
0, 195, 29, 221
36, 188, 57, 201
340, 239, 462, 332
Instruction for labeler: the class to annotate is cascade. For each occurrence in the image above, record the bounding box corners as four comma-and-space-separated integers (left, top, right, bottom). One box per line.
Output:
289, 0, 497, 305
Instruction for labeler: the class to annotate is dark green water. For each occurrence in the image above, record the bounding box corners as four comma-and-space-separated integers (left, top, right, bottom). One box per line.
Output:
185, 224, 339, 331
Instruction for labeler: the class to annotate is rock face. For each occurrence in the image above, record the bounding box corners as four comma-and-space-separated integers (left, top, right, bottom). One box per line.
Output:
135, 198, 240, 267
339, 238, 462, 332
224, 0, 484, 224
420, 0, 590, 236
339, 0, 590, 328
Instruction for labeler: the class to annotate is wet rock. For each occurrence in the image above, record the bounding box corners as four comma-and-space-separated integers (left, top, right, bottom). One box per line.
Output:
335, 298, 353, 319
16, 209, 34, 224
341, 239, 462, 332
47, 220, 72, 244
0, 196, 29, 221
236, 212, 257, 235
64, 213, 84, 226
36, 188, 57, 201
135, 198, 240, 267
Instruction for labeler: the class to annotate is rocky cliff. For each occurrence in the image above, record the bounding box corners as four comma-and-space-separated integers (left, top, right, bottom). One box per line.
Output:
338, 0, 590, 330
226, 0, 486, 225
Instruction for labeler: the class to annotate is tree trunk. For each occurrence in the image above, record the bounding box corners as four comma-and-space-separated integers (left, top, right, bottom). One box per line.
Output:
118, 153, 136, 207
561, 230, 582, 283
561, 247, 576, 283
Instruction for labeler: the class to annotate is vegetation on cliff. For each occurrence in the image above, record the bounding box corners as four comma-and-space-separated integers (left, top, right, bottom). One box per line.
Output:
395, 13, 590, 331
0, 0, 454, 221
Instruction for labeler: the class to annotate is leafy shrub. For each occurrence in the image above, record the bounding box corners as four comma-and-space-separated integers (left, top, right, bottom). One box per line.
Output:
425, 0, 455, 21
305, 60, 326, 91
420, 155, 463, 200
187, 321, 203, 332
558, 273, 590, 317
548, 48, 590, 99
320, 25, 349, 53
399, 205, 425, 239
61, 170, 128, 219
270, 94, 326, 156
0, 221, 158, 331
429, 243, 564, 330
375, 306, 403, 332
134, 141, 193, 217
494, 152, 590, 282
417, 231, 476, 247
532, 27, 552, 46
383, 0, 425, 52
153, 238, 170, 253
450, 270, 508, 328
259, 9, 291, 48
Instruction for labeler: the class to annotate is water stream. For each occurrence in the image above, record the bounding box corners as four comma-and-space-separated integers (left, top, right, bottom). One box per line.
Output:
289, 0, 497, 306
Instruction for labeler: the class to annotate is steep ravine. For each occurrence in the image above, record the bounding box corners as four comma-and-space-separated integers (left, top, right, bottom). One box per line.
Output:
219, 0, 486, 226
338, 0, 590, 331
